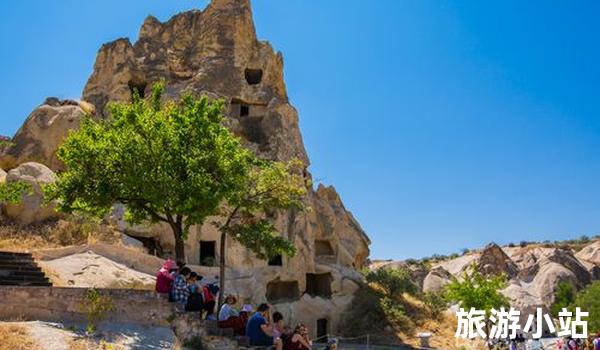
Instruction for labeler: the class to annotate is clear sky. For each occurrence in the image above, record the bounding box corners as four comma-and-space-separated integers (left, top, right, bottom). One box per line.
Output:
1, 1, 599, 260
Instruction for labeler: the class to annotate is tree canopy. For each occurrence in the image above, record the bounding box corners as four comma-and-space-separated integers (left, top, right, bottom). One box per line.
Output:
52, 83, 258, 260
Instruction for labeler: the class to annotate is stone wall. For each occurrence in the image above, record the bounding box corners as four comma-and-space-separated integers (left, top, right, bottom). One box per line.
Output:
0, 286, 173, 326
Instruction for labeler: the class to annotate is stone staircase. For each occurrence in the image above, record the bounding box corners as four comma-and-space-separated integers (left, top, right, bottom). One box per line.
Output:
0, 251, 52, 286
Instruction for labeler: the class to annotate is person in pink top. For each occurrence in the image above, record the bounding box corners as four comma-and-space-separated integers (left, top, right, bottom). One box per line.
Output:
155, 258, 177, 294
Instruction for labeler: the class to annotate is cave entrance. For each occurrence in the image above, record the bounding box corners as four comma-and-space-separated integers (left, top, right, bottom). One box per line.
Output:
266, 279, 300, 303
128, 80, 147, 99
315, 240, 334, 256
245, 68, 263, 85
199, 240, 216, 266
268, 255, 283, 266
305, 273, 333, 298
124, 233, 163, 257
316, 318, 328, 341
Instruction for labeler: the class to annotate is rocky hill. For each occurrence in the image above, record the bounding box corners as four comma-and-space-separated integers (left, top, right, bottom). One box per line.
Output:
0, 0, 369, 338
375, 238, 600, 314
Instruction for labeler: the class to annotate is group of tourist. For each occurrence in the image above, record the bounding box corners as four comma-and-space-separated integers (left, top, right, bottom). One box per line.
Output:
555, 333, 600, 350
155, 259, 219, 316
155, 258, 339, 350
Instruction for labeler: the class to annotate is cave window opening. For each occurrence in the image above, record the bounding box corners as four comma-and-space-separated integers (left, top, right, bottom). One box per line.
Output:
128, 80, 147, 100
305, 273, 333, 298
240, 104, 250, 117
315, 240, 335, 256
266, 280, 300, 303
245, 68, 263, 85
199, 240, 216, 266
316, 319, 328, 340
268, 255, 283, 266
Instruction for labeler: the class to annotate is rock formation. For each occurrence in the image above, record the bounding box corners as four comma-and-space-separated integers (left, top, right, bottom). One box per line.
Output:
0, 98, 92, 171
0, 168, 6, 183
3, 162, 59, 225
411, 240, 600, 312
1, 0, 370, 336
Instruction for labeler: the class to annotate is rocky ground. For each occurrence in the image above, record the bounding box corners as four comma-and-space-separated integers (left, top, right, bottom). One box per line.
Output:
38, 251, 155, 289
0, 321, 174, 350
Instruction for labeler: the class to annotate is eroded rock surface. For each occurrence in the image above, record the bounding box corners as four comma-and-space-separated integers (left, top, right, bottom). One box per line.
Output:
0, 98, 92, 171
3, 162, 59, 225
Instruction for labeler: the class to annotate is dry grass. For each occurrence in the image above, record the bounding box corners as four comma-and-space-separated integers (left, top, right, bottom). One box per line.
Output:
106, 278, 154, 290
0, 324, 41, 350
0, 216, 119, 252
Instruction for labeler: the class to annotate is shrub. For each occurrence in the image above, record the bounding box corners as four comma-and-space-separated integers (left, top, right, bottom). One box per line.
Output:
423, 291, 448, 319
365, 267, 418, 298
81, 288, 115, 334
551, 281, 576, 317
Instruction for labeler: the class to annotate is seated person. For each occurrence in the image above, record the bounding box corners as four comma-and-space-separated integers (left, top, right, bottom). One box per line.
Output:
285, 324, 312, 350
219, 294, 239, 321
171, 267, 192, 305
246, 303, 282, 350
185, 272, 205, 312
155, 258, 177, 294
218, 301, 252, 336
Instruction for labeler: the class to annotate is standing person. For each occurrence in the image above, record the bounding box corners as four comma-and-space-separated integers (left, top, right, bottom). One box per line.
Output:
155, 258, 177, 294
171, 267, 192, 306
219, 295, 239, 321
202, 283, 219, 319
246, 303, 282, 350
286, 324, 312, 350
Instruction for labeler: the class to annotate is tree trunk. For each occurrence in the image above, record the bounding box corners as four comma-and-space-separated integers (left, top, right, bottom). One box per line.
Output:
172, 222, 186, 263
218, 231, 226, 312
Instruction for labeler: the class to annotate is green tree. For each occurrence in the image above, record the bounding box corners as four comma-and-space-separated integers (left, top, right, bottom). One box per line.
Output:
551, 281, 576, 317
0, 181, 31, 203
444, 264, 508, 314
364, 266, 418, 299
51, 83, 256, 261
570, 281, 600, 332
215, 159, 307, 308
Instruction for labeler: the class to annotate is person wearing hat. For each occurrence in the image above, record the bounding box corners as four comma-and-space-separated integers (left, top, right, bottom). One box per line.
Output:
155, 258, 177, 295
219, 294, 239, 322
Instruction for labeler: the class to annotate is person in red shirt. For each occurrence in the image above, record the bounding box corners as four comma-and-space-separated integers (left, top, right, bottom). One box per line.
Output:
155, 258, 177, 295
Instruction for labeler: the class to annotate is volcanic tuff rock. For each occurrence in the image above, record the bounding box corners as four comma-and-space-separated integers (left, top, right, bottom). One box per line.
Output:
0, 98, 92, 171
3, 162, 59, 225
411, 240, 600, 311
1, 0, 370, 336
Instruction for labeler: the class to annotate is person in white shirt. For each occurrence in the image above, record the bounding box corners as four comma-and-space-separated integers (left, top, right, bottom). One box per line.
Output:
219, 294, 239, 321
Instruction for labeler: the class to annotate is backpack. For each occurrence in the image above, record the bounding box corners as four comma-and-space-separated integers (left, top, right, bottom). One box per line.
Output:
185, 290, 204, 311
203, 285, 215, 303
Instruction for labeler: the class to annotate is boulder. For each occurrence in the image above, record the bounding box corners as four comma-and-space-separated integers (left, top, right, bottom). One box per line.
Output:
422, 267, 452, 293
3, 162, 59, 225
575, 240, 600, 266
0, 98, 90, 171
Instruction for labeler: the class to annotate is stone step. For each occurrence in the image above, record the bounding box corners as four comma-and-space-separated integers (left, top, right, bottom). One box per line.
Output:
0, 251, 33, 258
0, 270, 47, 278
0, 264, 42, 271
0, 275, 49, 283
0, 280, 52, 286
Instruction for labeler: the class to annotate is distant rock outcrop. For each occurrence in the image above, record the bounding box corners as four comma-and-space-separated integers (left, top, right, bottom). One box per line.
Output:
477, 243, 519, 278
422, 266, 452, 293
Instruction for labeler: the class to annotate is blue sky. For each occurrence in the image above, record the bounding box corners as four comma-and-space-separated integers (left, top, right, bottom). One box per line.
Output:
1, 1, 599, 260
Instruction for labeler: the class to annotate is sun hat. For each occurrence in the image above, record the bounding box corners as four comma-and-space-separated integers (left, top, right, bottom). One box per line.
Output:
241, 304, 253, 312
